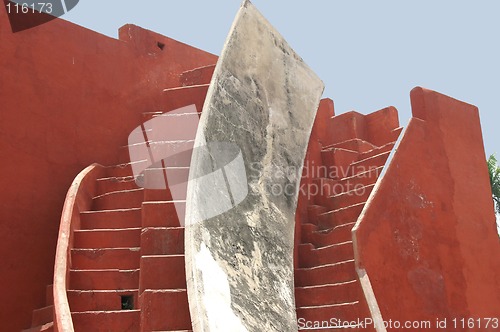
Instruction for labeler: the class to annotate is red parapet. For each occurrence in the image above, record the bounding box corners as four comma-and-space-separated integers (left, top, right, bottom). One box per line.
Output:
353, 87, 500, 328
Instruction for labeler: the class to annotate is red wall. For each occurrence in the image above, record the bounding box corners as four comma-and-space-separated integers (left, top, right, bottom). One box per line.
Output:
0, 7, 216, 331
354, 87, 500, 329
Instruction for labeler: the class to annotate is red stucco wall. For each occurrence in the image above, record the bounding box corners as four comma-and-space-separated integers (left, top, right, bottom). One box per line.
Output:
354, 87, 500, 330
0, 7, 216, 331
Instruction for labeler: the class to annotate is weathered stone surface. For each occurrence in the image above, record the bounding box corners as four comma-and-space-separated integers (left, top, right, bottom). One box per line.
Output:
184, 1, 324, 331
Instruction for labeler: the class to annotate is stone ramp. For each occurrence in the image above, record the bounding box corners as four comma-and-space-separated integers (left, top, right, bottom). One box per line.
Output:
184, 1, 324, 331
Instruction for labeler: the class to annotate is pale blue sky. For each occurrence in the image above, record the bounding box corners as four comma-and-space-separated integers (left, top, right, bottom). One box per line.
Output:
63, 1, 499, 158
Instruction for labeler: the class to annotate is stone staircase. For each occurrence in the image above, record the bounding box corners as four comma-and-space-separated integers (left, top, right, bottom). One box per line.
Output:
24, 62, 401, 331
22, 64, 216, 332
68, 163, 143, 331
295, 109, 402, 331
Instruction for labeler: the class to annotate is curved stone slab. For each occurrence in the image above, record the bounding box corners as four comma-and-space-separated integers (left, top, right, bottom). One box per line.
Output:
185, 1, 324, 331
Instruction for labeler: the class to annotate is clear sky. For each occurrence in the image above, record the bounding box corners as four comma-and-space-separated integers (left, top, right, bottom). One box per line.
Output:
63, 0, 499, 158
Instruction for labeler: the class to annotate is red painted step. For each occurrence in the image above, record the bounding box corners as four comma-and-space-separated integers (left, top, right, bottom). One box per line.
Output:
300, 223, 317, 244
95, 177, 139, 196
93, 188, 144, 210
71, 310, 140, 332
317, 203, 366, 230
357, 141, 395, 161
338, 166, 383, 189
31, 305, 53, 327
80, 208, 141, 229
139, 255, 187, 292
22, 322, 54, 332
310, 178, 344, 205
320, 148, 358, 175
73, 228, 141, 249
322, 138, 376, 154
68, 290, 139, 312
140, 290, 191, 331
296, 301, 362, 324
141, 227, 184, 255
143, 189, 174, 202
162, 84, 209, 114
306, 205, 329, 224
106, 162, 142, 178
295, 260, 357, 287
347, 151, 391, 177
71, 248, 141, 270
307, 222, 356, 248
142, 201, 182, 227
298, 242, 355, 268
45, 284, 53, 306
295, 280, 360, 307
325, 183, 375, 211
180, 64, 216, 86
70, 269, 139, 291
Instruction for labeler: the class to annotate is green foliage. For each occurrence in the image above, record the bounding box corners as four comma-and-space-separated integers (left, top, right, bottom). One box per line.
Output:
487, 154, 500, 214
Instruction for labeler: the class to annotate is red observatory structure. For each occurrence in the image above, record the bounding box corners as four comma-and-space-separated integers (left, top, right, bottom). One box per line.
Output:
1, 3, 499, 332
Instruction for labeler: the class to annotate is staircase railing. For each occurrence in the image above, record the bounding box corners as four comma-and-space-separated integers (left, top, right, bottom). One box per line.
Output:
53, 163, 106, 332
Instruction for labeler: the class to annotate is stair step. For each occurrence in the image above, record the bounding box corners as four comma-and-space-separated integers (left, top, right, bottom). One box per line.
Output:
295, 280, 360, 307
298, 242, 354, 268
327, 111, 366, 146
68, 290, 139, 312
69, 269, 139, 291
93, 188, 144, 210
141, 227, 185, 255
308, 222, 356, 248
300, 223, 317, 244
96, 177, 139, 195
338, 166, 383, 189
144, 189, 174, 202
347, 151, 391, 177
141, 110, 167, 122
74, 228, 141, 249
325, 183, 375, 211
318, 203, 365, 229
142, 201, 183, 227
364, 106, 400, 146
358, 141, 395, 161
322, 138, 376, 154
310, 178, 342, 206
162, 84, 208, 116
180, 64, 216, 86
391, 126, 403, 141
307, 205, 329, 223
22, 322, 54, 332
46, 284, 53, 306
140, 255, 186, 292
296, 301, 362, 326
320, 148, 358, 176
80, 208, 141, 229
71, 310, 140, 332
295, 260, 357, 287
71, 248, 141, 270
106, 162, 143, 178
31, 305, 53, 327
140, 290, 191, 331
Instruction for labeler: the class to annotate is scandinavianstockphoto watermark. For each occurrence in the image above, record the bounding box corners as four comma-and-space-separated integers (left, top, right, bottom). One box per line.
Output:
127, 104, 380, 225
248, 160, 380, 201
